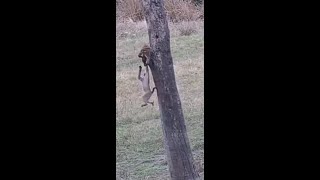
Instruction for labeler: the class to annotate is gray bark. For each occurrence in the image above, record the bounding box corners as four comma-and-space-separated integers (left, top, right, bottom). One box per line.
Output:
140, 0, 200, 179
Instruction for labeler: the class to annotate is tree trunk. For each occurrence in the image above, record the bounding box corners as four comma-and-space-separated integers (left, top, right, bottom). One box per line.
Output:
140, 0, 200, 179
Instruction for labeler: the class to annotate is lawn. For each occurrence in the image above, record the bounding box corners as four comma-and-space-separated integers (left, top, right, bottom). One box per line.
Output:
116, 20, 204, 180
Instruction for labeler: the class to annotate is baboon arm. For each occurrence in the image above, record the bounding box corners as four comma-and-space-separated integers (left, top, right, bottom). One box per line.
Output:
142, 57, 147, 66
138, 67, 143, 81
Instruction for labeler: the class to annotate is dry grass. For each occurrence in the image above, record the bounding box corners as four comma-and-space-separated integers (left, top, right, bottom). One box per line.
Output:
176, 21, 199, 36
116, 20, 203, 39
117, 0, 144, 22
164, 0, 203, 22
116, 0, 203, 22
116, 20, 204, 179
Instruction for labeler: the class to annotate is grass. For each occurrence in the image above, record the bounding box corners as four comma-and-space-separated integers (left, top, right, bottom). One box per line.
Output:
116, 0, 203, 22
116, 20, 204, 180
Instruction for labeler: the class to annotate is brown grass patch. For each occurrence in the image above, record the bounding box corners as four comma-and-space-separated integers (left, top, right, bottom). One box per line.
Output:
117, 0, 203, 22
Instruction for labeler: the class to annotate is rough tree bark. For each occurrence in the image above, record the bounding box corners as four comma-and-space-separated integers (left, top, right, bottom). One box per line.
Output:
140, 0, 200, 179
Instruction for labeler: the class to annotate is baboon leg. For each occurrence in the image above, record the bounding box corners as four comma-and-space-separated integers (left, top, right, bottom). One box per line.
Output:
138, 66, 143, 81
151, 87, 156, 93
142, 91, 154, 107
142, 92, 152, 101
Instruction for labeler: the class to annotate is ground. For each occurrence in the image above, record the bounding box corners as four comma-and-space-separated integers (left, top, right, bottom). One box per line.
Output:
116, 20, 204, 180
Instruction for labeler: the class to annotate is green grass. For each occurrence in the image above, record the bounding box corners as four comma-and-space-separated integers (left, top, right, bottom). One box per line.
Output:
116, 20, 204, 180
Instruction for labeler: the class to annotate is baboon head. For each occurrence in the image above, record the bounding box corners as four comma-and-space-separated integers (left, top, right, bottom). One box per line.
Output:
138, 44, 151, 66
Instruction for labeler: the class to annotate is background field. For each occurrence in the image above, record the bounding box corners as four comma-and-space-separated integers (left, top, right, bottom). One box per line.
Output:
116, 1, 204, 179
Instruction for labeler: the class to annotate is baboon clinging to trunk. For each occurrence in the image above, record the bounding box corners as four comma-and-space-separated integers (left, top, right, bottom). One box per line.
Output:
138, 44, 151, 66
138, 65, 156, 107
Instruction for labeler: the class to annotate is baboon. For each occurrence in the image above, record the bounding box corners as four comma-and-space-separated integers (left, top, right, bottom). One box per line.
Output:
138, 65, 156, 107
138, 44, 151, 66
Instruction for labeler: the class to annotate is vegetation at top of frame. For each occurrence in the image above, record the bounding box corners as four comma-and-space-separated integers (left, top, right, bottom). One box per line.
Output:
116, 0, 203, 22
